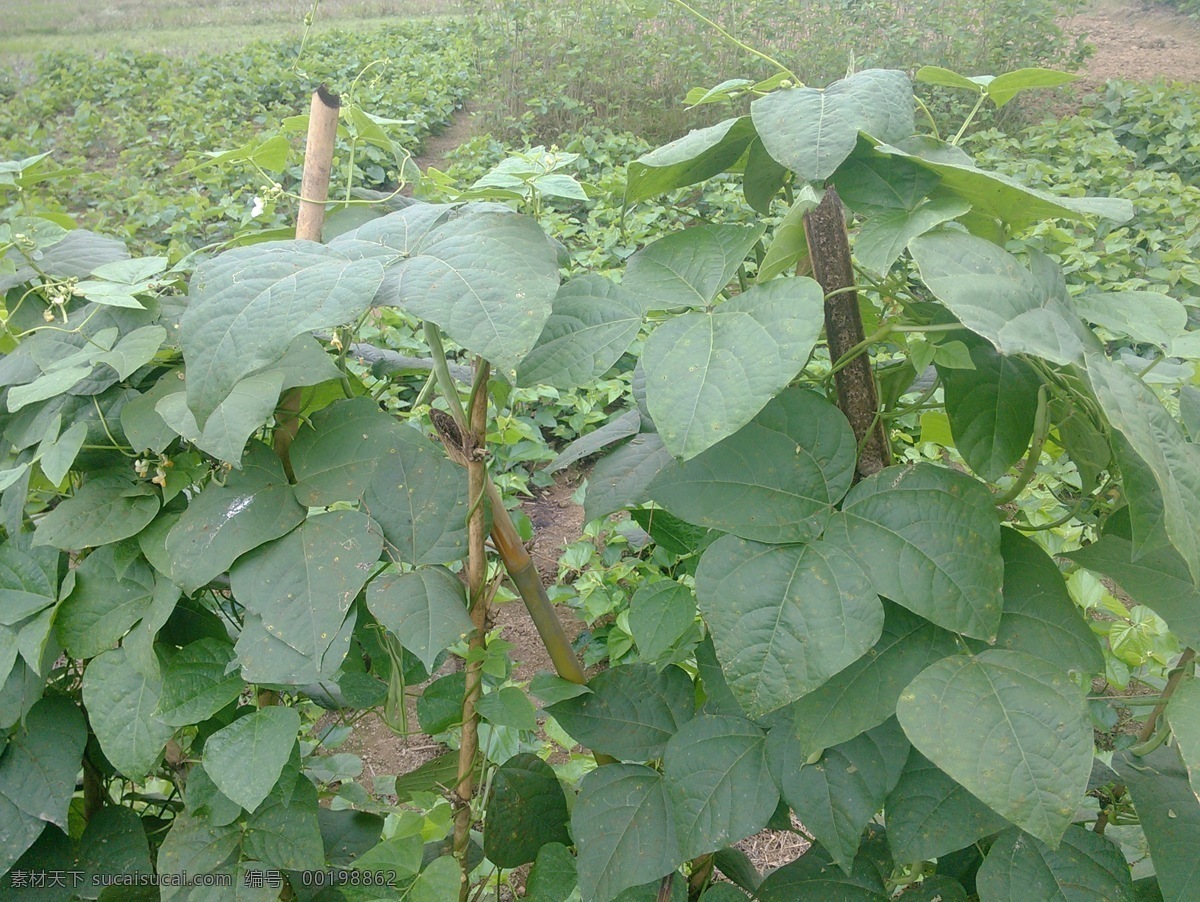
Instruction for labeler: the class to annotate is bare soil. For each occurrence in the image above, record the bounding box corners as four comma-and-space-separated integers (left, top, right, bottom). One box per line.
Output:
1067, 0, 1200, 87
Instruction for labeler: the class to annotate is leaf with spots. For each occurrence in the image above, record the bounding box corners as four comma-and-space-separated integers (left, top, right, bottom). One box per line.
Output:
896, 650, 1092, 847
366, 566, 472, 672
622, 223, 766, 314
484, 753, 571, 868
641, 277, 825, 459
977, 826, 1133, 902
201, 707, 300, 813
289, 397, 399, 506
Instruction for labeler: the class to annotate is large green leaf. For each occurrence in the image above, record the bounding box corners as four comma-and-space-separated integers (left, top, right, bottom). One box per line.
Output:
572, 764, 682, 902
751, 69, 914, 181
787, 601, 959, 756
230, 600, 358, 687
1114, 746, 1200, 902
164, 441, 305, 594
1166, 678, 1200, 803
156, 638, 244, 727
1067, 530, 1200, 649
389, 207, 560, 379
767, 718, 909, 872
994, 530, 1103, 673
942, 345, 1042, 481
34, 472, 159, 550
885, 750, 1011, 861
484, 752, 571, 867
856, 197, 970, 276
584, 433, 674, 522
641, 277, 824, 459
0, 695, 84, 835
823, 463, 1003, 639
874, 140, 1133, 227
977, 825, 1133, 901
621, 224, 766, 313
625, 116, 758, 206
242, 773, 324, 870
156, 811, 241, 886
56, 545, 157, 658
202, 707, 300, 813
78, 806, 155, 897
526, 842, 578, 902
664, 714, 779, 859
1086, 353, 1200, 581
517, 275, 643, 390
696, 536, 883, 718
910, 231, 1096, 366
365, 566, 472, 672
629, 580, 698, 664
756, 841, 889, 900
545, 663, 694, 760
180, 240, 383, 425
896, 649, 1092, 846
1072, 290, 1187, 350
363, 426, 468, 565
82, 646, 173, 780
648, 388, 855, 543
548, 408, 642, 474
289, 397, 399, 506
230, 510, 382, 664
155, 368, 284, 464
0, 543, 58, 626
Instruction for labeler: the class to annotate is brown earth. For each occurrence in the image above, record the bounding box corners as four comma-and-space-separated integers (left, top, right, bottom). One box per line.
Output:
1067, 0, 1200, 87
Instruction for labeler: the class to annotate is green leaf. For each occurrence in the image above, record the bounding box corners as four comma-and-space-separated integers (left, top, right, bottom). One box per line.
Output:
0, 543, 58, 626
529, 672, 591, 707
164, 441, 305, 594
977, 825, 1133, 901
7, 366, 92, 413
756, 188, 819, 282
916, 66, 985, 92
1115, 745, 1200, 902
832, 145, 941, 212
94, 325, 167, 379
38, 421, 87, 486
546, 663, 695, 760
289, 397, 398, 506
389, 207, 559, 379
885, 749, 1011, 861
767, 718, 909, 872
824, 463, 1003, 639
156, 811, 241, 885
549, 408, 642, 474
744, 137, 789, 214
363, 426, 468, 565
82, 646, 173, 780
318, 808, 384, 865
156, 368, 284, 464
180, 241, 383, 425
1086, 354, 1200, 581
56, 545, 157, 658
986, 68, 1078, 107
78, 806, 155, 896
648, 388, 855, 543
0, 696, 85, 832
366, 567, 471, 672
622, 224, 766, 313
787, 601, 959, 756
203, 707, 300, 812
526, 842, 577, 902
751, 69, 914, 181
34, 472, 160, 550
856, 197, 970, 276
417, 672, 466, 734
629, 581, 697, 664
1072, 291, 1186, 350
878, 139, 1133, 226
484, 752, 571, 867
584, 433, 674, 521
994, 530, 1103, 673
664, 714, 779, 859
572, 764, 682, 902
756, 841, 889, 900
910, 231, 1095, 365
406, 855, 462, 901
231, 510, 382, 668
517, 275, 643, 390
642, 277, 825, 459
696, 536, 883, 718
625, 117, 758, 205
156, 638, 244, 726
477, 685, 538, 732
1167, 678, 1200, 804
897, 649, 1092, 846
942, 345, 1042, 481
243, 773, 324, 870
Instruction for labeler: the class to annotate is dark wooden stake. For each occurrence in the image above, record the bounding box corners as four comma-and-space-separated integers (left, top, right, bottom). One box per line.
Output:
803, 187, 890, 479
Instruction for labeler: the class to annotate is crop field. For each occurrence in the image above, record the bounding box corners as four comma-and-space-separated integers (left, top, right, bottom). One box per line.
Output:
4, 0, 1200, 899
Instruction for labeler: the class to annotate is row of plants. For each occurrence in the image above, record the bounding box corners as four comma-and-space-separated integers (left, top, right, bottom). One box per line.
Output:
6, 47, 1200, 899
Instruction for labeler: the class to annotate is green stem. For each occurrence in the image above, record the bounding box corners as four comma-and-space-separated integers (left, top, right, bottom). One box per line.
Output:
662, 0, 799, 82
914, 95, 940, 140
424, 322, 469, 429
993, 385, 1049, 505
951, 92, 988, 145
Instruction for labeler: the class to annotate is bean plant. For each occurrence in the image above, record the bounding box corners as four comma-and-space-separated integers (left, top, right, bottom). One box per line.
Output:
1, 54, 1199, 902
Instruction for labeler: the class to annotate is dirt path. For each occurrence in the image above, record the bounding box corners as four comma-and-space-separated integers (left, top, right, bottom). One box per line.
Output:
1067, 0, 1200, 86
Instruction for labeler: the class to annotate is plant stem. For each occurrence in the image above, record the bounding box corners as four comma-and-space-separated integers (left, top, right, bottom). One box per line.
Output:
662, 0, 799, 83
454, 359, 491, 900
951, 92, 987, 145
993, 386, 1048, 505
1136, 647, 1195, 746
